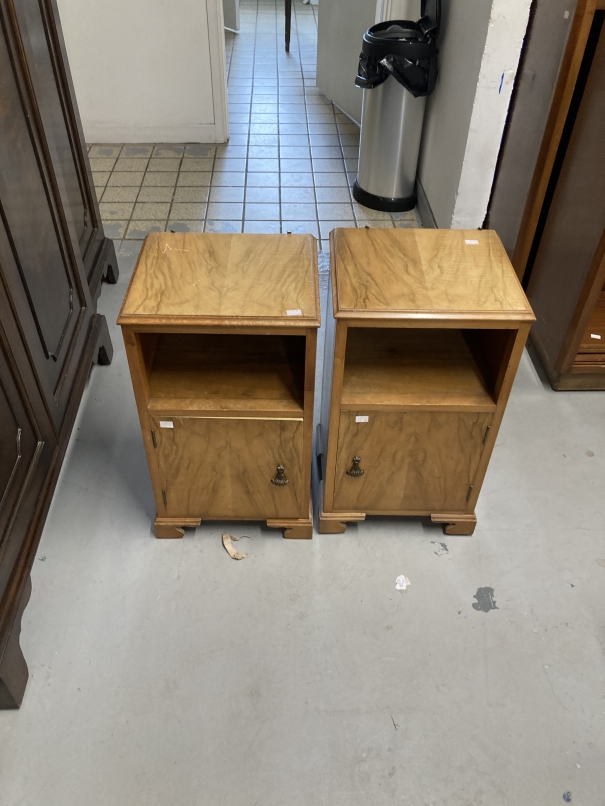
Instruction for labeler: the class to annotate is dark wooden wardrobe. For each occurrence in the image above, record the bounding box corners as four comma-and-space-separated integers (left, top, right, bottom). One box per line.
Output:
487, 0, 605, 390
0, 0, 117, 707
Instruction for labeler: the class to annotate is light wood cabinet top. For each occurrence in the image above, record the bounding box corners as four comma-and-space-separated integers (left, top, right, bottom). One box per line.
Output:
331, 228, 534, 322
118, 232, 320, 327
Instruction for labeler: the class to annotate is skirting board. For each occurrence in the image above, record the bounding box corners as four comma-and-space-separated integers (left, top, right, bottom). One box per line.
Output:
416, 178, 437, 228
82, 123, 227, 144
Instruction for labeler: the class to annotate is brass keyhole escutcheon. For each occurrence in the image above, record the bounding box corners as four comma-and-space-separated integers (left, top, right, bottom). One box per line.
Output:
271, 465, 289, 486
346, 457, 364, 477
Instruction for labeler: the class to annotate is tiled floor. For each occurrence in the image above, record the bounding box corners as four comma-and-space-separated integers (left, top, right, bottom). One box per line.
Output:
90, 0, 419, 254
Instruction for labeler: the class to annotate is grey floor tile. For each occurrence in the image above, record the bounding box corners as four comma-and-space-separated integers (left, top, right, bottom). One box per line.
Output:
308, 123, 338, 134
278, 123, 308, 135
171, 202, 208, 219
121, 144, 154, 157
281, 221, 320, 238
319, 219, 357, 238
89, 157, 117, 172
100, 187, 140, 203
312, 172, 348, 187
339, 134, 360, 146
185, 144, 216, 157
249, 134, 279, 145
207, 202, 244, 219
172, 186, 210, 203
355, 218, 395, 229
245, 186, 280, 203
317, 202, 354, 220
279, 134, 310, 146
181, 157, 214, 172
342, 146, 360, 158
313, 158, 346, 173
280, 172, 314, 187
153, 145, 185, 158
101, 221, 128, 239
214, 157, 247, 172
99, 201, 134, 220
247, 158, 280, 172
210, 171, 246, 187
89, 144, 122, 159
246, 172, 280, 187
205, 220, 242, 233
229, 113, 251, 124
244, 203, 280, 220
280, 186, 315, 203
280, 145, 310, 159
209, 186, 245, 203
125, 220, 167, 239
113, 158, 149, 172
281, 202, 317, 220
177, 172, 212, 187
243, 221, 281, 233
216, 144, 248, 158
92, 172, 110, 188
250, 124, 278, 134
147, 158, 181, 172
132, 202, 171, 220
315, 186, 352, 204
248, 145, 279, 159
138, 186, 176, 203
352, 203, 393, 221
311, 146, 342, 159
167, 220, 205, 233
142, 172, 178, 187
280, 158, 312, 173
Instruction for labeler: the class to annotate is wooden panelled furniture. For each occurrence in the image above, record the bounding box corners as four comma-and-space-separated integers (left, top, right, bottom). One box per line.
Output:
0, 0, 117, 708
317, 228, 534, 536
119, 232, 320, 540
488, 1, 605, 389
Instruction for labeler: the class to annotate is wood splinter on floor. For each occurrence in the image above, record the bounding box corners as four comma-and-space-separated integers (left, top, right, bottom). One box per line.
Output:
222, 532, 250, 560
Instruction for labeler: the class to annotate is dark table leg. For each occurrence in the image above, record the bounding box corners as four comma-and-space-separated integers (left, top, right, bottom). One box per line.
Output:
285, 0, 292, 52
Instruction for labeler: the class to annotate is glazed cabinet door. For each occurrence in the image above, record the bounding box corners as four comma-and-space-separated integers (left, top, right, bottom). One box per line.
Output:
332, 411, 492, 513
151, 417, 305, 520
0, 8, 93, 431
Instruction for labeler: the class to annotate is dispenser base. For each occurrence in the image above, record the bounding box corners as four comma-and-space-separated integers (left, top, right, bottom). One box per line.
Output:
353, 180, 416, 213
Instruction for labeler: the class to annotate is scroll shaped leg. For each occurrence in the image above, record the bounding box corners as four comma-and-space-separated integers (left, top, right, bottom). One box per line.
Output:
154, 517, 201, 539
93, 315, 113, 366
0, 575, 32, 709
102, 238, 119, 285
267, 516, 313, 539
318, 511, 366, 534
431, 513, 477, 536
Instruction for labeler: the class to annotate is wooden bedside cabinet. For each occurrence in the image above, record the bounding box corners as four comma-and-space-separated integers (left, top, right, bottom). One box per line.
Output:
118, 232, 320, 539
317, 228, 535, 536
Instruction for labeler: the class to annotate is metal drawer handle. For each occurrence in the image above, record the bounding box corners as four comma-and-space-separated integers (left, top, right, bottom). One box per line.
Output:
271, 465, 289, 486
346, 457, 364, 478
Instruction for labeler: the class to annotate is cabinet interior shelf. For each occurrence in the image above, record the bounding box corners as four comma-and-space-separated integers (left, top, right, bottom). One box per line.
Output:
142, 333, 306, 416
341, 328, 502, 411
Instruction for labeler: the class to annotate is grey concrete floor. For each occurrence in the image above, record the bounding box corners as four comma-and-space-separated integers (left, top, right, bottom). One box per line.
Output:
1, 243, 605, 806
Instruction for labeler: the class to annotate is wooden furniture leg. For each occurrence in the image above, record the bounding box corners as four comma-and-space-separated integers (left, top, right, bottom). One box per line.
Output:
431, 513, 477, 536
318, 511, 366, 534
0, 576, 31, 709
267, 503, 314, 539
93, 315, 113, 366
154, 517, 201, 539
285, 0, 292, 52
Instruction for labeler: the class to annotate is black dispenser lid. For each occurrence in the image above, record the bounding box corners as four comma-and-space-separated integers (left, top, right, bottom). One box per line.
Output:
420, 0, 441, 40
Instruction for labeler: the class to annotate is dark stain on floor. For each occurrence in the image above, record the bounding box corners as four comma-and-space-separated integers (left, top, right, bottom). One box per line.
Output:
472, 587, 498, 612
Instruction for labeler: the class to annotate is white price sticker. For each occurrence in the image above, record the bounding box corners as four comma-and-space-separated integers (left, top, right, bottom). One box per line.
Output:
355, 415, 369, 423
286, 309, 302, 316
590, 334, 602, 340
159, 421, 174, 429
465, 239, 480, 245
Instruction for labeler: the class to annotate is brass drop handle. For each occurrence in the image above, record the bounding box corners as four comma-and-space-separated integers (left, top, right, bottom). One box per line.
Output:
271, 465, 289, 486
346, 457, 364, 477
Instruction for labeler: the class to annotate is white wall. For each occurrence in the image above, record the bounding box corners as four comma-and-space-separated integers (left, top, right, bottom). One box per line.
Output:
57, 0, 228, 143
418, 0, 532, 228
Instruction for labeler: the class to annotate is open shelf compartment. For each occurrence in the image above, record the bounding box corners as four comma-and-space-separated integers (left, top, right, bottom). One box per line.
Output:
140, 332, 306, 416
341, 327, 514, 411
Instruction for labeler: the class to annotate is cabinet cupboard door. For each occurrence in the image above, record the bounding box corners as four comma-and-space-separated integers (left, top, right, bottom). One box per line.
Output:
333, 411, 492, 513
151, 417, 305, 520
0, 15, 92, 431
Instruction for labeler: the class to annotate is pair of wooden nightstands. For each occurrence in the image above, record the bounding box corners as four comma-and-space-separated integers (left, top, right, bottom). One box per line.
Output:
118, 229, 533, 540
